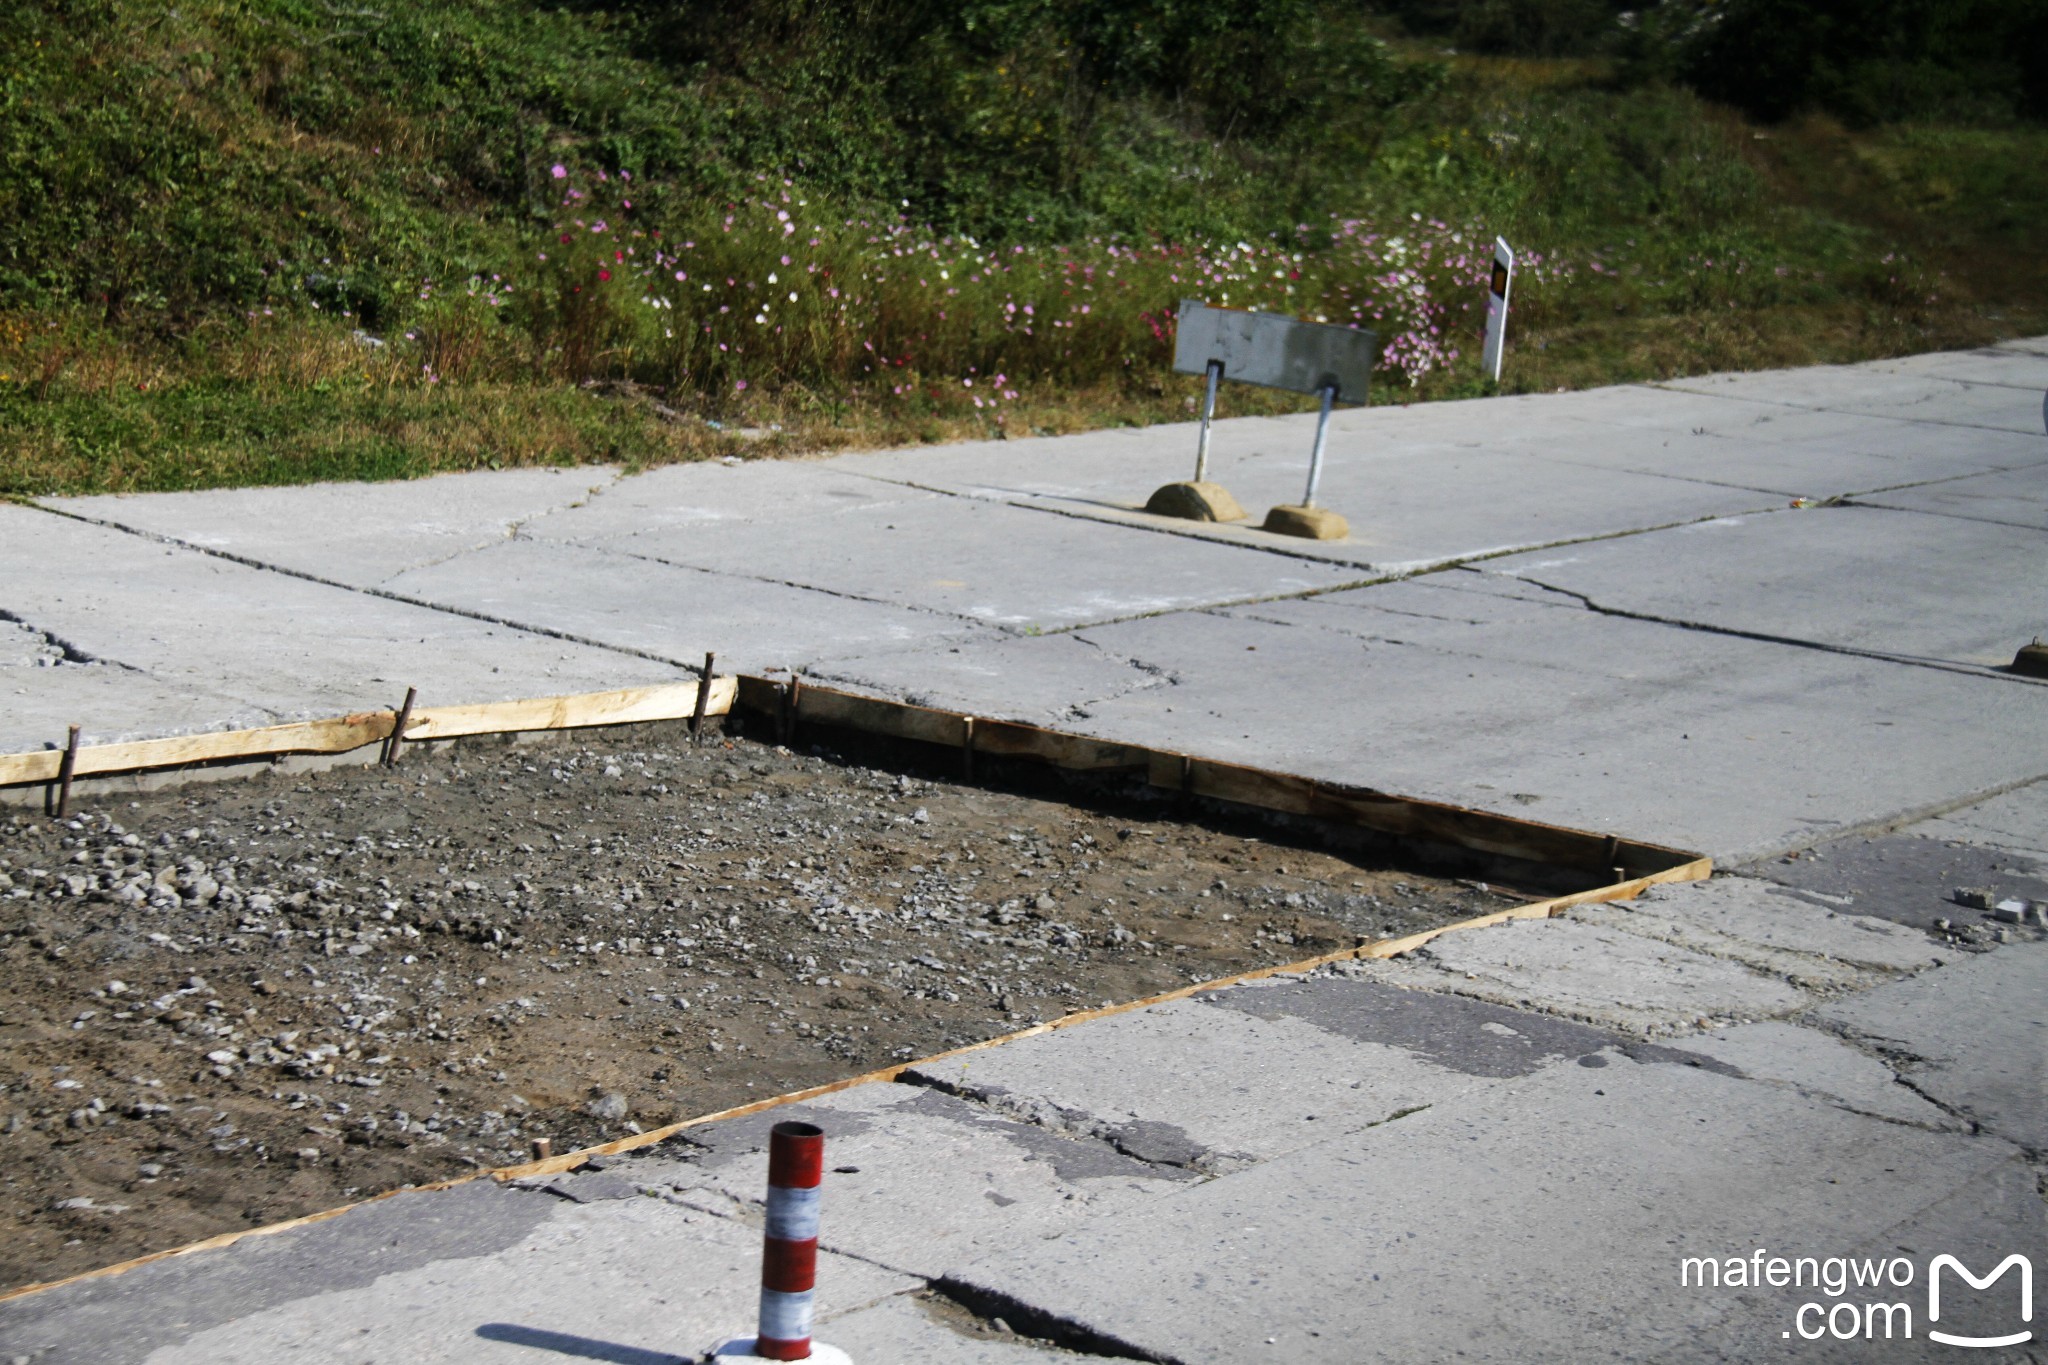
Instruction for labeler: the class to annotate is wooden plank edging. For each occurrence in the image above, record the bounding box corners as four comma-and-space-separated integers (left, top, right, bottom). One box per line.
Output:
0, 680, 735, 789
752, 676, 1699, 877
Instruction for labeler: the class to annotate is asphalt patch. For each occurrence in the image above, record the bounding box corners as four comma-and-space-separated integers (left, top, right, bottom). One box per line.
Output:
1742, 833, 2048, 931
1206, 977, 1741, 1078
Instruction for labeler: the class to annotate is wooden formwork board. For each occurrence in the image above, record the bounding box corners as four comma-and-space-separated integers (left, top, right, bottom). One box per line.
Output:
0, 679, 736, 789
737, 674, 1699, 880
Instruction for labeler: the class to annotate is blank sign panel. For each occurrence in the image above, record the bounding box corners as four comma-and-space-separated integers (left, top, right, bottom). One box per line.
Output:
1173, 299, 1378, 403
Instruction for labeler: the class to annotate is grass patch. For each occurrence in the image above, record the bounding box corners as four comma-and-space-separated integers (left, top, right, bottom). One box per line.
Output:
2, 3, 2044, 498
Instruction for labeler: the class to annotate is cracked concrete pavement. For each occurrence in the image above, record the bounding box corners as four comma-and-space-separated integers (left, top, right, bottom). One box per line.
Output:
2, 341, 2046, 1360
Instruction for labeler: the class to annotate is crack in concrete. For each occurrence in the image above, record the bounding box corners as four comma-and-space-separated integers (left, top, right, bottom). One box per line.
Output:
1846, 496, 2048, 535
362, 475, 628, 584
370, 535, 522, 587
1498, 571, 2047, 688
892, 1069, 1227, 1177
1055, 639, 1181, 720
906, 1286, 1140, 1360
1725, 773, 2048, 868
594, 542, 1004, 631
1560, 903, 1919, 993
0, 608, 144, 674
1792, 1014, 1988, 1135
926, 1277, 1182, 1363
503, 469, 626, 541
1527, 442, 2048, 505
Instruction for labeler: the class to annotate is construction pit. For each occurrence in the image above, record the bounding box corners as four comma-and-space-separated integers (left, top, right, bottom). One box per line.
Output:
0, 681, 1701, 1293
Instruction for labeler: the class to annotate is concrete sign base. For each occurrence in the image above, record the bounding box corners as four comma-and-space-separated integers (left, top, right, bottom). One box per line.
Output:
1262, 504, 1349, 540
1144, 480, 1246, 523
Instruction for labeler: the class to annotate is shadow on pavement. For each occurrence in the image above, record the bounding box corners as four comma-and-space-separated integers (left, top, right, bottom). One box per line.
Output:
475, 1322, 692, 1364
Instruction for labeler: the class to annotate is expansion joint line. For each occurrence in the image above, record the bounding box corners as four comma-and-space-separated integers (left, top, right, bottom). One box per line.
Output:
1503, 573, 2047, 688
1639, 381, 2043, 435
26, 504, 701, 672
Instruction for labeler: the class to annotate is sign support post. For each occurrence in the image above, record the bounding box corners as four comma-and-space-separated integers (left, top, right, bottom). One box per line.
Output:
1192, 359, 1223, 484
1261, 381, 1347, 540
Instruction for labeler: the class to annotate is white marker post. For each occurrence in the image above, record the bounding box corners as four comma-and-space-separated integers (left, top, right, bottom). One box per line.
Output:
1481, 237, 1513, 383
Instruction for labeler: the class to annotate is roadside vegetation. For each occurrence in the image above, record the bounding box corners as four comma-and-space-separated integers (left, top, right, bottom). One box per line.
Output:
3, 0, 2044, 496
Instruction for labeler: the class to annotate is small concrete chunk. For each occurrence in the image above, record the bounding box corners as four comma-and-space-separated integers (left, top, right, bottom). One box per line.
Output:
1748, 833, 2048, 932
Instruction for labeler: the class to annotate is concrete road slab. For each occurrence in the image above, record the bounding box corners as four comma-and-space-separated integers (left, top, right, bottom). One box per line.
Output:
899, 994, 1491, 1168
861, 579, 2048, 862
808, 630, 1169, 729
941, 1054, 2036, 1363
43, 467, 620, 590
632, 1089, 1188, 1282
573, 490, 1365, 628
381, 536, 986, 673
0, 1179, 551, 1365
1482, 503, 2048, 668
126, 1195, 911, 1365
1874, 345, 2048, 392
840, 420, 1772, 573
1538, 408, 2048, 500
0, 649, 261, 758
1362, 915, 1809, 1034
525, 461, 940, 546
1908, 781, 2048, 859
1583, 875, 1943, 976
1813, 941, 2048, 1149
1668, 1019, 1960, 1129
1660, 367, 2048, 434
1860, 462, 2048, 532
0, 505, 688, 743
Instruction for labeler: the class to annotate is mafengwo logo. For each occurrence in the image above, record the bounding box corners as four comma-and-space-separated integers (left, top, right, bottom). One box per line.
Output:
1680, 1249, 2033, 1346
1929, 1255, 2033, 1349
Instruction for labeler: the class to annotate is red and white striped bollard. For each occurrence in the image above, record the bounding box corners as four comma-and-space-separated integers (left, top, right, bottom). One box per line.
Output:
710, 1120, 851, 1364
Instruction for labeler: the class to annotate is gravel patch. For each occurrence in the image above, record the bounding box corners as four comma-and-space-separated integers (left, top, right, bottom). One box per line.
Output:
0, 722, 1528, 1288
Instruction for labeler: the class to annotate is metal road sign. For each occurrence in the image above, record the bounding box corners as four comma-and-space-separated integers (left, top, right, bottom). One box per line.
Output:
1173, 300, 1377, 403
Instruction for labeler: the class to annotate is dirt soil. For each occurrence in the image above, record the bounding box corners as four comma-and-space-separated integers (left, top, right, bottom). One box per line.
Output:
0, 721, 1534, 1290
